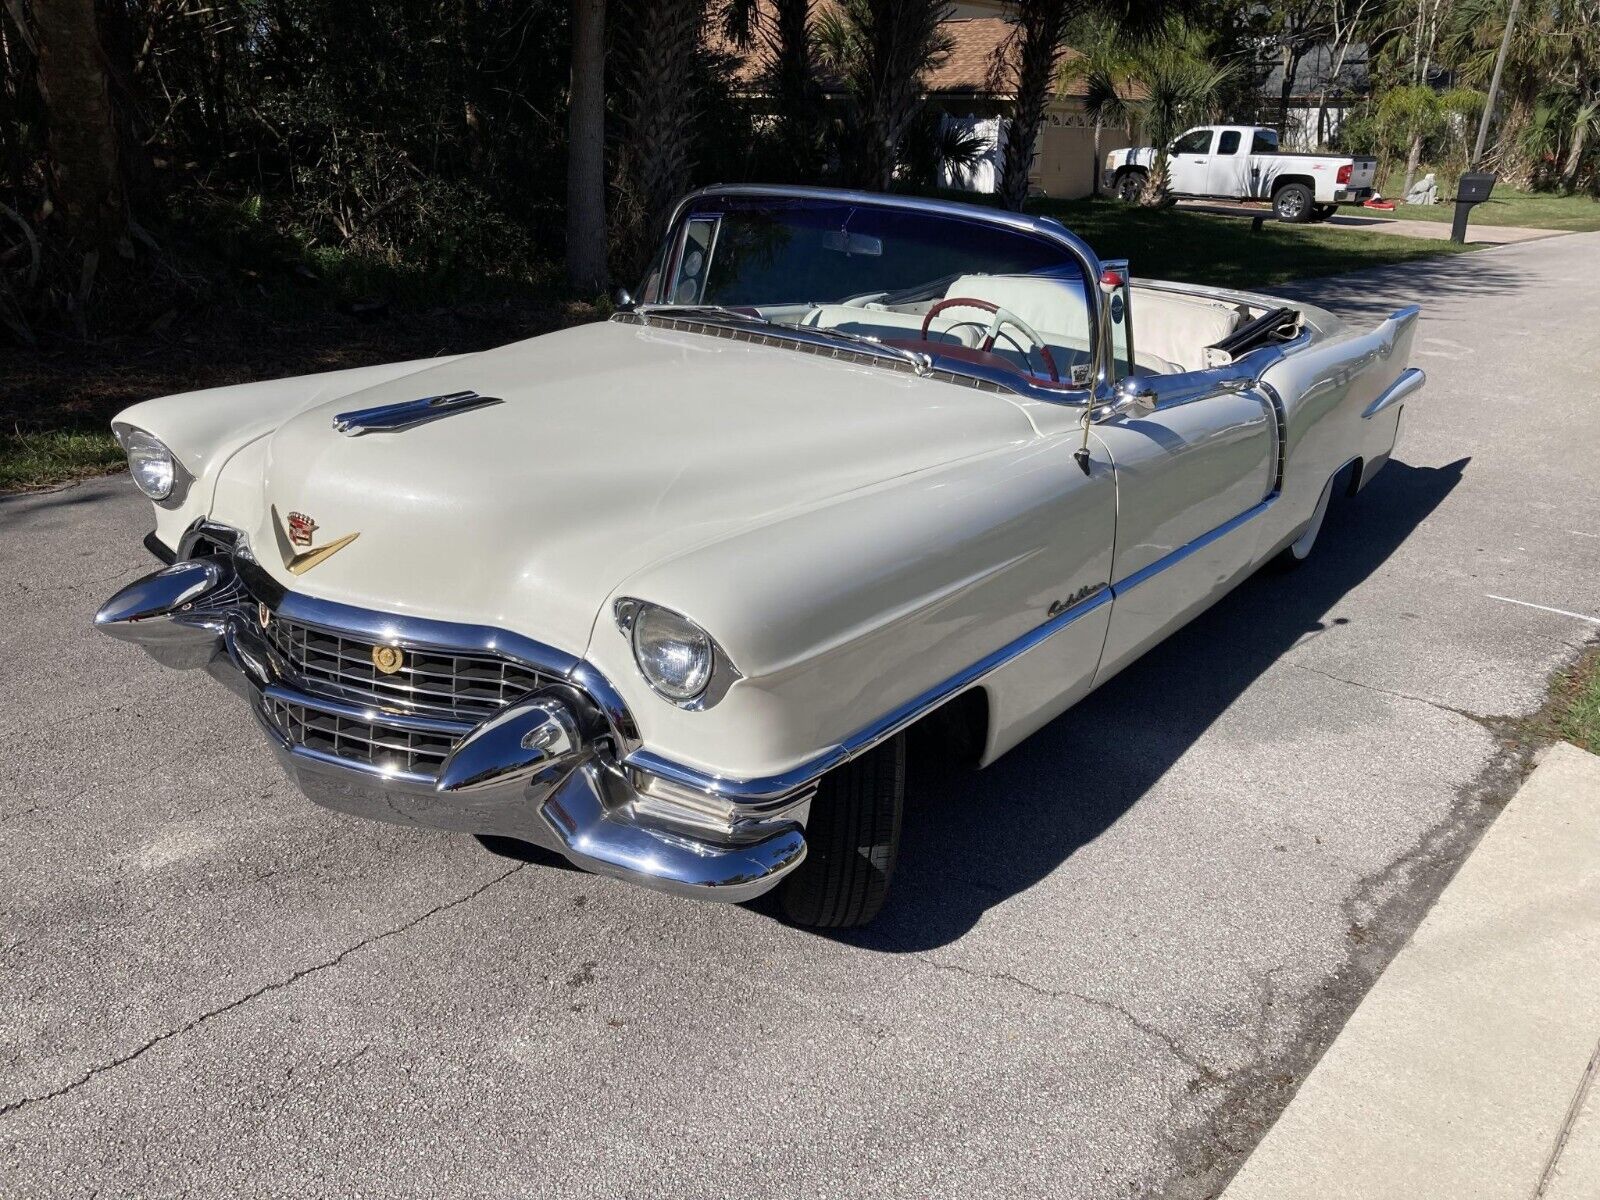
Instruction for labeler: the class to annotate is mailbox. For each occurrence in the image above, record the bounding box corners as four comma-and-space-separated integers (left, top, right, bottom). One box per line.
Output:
1456, 172, 1496, 204
1451, 171, 1497, 243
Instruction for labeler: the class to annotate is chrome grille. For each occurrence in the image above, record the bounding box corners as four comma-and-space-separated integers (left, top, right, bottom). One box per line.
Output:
264, 615, 549, 720
264, 695, 457, 779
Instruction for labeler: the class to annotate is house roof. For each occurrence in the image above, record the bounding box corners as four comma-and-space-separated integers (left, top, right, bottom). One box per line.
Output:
715, 8, 1108, 102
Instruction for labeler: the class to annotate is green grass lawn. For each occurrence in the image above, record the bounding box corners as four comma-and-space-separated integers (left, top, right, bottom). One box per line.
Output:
1555, 648, 1600, 755
1377, 172, 1600, 231
0, 428, 127, 492
1025, 196, 1477, 290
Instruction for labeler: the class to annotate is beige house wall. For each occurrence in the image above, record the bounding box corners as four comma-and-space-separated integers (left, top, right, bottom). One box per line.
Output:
1031, 102, 1134, 199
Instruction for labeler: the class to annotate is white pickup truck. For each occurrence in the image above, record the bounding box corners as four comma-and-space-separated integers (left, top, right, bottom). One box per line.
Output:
1103, 125, 1378, 223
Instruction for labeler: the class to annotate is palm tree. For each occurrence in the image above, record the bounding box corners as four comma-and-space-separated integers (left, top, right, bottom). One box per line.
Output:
618, 0, 705, 257
816, 0, 954, 189
995, 0, 1167, 211
766, 0, 829, 179
995, 0, 1073, 211
1062, 18, 1137, 198
1117, 22, 1237, 203
565, 0, 608, 292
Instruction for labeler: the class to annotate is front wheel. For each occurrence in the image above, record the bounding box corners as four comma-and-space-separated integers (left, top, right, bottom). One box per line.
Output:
777, 734, 905, 929
1273, 183, 1315, 223
1114, 169, 1146, 203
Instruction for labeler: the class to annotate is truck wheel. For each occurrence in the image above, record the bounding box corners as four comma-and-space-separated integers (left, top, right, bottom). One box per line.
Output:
1114, 170, 1146, 203
1273, 183, 1315, 223
778, 734, 905, 929
1309, 204, 1338, 223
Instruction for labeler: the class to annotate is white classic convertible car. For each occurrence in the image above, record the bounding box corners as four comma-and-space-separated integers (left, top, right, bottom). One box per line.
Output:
97, 186, 1424, 927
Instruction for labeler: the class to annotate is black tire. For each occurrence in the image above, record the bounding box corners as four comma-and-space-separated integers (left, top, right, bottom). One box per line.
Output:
1309, 203, 1338, 223
1273, 183, 1315, 223
1114, 169, 1146, 203
778, 734, 905, 929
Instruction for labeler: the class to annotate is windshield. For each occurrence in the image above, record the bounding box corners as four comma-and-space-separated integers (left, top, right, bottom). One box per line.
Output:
636, 193, 1095, 389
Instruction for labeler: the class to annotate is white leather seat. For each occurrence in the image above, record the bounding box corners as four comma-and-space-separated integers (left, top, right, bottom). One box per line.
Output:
1131, 289, 1246, 374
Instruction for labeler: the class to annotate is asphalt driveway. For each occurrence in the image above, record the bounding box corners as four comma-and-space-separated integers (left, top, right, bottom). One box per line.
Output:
3, 233, 1597, 1198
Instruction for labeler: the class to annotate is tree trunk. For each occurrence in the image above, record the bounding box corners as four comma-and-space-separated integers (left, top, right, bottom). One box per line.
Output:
1277, 44, 1299, 139
1090, 119, 1101, 197
565, 0, 607, 292
1560, 119, 1588, 193
997, 0, 1068, 212
770, 0, 823, 180
32, 0, 123, 244
1401, 127, 1422, 197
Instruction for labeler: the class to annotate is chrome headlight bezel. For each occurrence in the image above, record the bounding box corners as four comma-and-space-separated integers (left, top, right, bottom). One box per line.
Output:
614, 598, 741, 709
113, 423, 192, 507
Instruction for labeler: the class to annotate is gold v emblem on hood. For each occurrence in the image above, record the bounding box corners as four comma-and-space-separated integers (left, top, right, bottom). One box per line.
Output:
271, 506, 360, 575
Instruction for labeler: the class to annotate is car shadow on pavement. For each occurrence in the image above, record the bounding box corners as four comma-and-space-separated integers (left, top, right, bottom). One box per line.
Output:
838, 456, 1470, 953
1274, 251, 1528, 325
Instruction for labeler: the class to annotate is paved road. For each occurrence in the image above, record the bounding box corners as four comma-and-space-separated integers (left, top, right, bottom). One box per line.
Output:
3, 234, 1598, 1198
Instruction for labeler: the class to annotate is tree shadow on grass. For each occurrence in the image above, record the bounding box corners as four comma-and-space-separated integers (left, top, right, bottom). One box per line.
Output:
838, 456, 1469, 953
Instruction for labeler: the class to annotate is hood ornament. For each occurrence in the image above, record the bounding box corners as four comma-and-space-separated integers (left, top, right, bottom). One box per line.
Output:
332, 389, 503, 436
271, 506, 359, 576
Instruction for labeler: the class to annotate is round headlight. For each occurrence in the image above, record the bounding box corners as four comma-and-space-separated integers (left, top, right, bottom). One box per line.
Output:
124, 429, 176, 500
631, 604, 714, 702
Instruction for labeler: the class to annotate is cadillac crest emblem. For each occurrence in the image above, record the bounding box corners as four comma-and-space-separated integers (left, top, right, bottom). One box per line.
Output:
286, 511, 319, 547
372, 644, 404, 675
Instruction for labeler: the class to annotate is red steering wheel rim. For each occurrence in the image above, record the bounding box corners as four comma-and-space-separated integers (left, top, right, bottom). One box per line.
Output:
919, 297, 1060, 383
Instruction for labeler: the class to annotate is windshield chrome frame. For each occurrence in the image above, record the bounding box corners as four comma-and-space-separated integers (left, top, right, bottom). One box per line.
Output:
649, 185, 1112, 407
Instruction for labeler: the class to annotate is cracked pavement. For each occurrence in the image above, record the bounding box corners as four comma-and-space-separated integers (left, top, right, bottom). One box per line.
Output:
3, 233, 1598, 1198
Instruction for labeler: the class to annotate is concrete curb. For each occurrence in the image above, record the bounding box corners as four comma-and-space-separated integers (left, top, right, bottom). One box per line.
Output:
1221, 740, 1600, 1200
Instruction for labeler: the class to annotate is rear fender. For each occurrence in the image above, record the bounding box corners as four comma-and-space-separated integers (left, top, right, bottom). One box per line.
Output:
1257, 305, 1422, 554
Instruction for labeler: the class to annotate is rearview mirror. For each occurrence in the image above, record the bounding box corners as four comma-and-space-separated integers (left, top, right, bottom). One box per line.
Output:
822, 230, 883, 257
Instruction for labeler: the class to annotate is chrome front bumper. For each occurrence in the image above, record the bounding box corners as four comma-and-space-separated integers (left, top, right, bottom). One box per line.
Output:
95, 543, 807, 903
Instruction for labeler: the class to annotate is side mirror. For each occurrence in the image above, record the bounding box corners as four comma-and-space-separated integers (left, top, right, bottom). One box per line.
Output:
1098, 377, 1158, 422
613, 286, 635, 309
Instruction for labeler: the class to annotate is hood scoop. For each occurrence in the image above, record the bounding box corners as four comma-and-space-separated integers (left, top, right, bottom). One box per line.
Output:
332, 389, 504, 436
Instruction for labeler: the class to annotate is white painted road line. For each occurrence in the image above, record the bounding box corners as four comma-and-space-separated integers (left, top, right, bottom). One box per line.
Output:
1486, 595, 1600, 625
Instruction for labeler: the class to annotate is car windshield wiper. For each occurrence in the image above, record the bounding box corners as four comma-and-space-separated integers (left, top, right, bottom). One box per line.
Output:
771, 321, 934, 375
630, 304, 934, 377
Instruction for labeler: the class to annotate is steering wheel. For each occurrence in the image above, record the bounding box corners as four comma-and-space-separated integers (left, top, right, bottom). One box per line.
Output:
920, 297, 1060, 383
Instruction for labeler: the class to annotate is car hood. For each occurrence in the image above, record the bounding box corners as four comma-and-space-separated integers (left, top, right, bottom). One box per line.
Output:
229, 319, 1035, 656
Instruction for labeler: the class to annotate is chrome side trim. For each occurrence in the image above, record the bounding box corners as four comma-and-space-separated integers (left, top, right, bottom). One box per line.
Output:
625, 585, 1114, 800
1109, 498, 1276, 595
332, 390, 504, 435
1362, 366, 1425, 420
